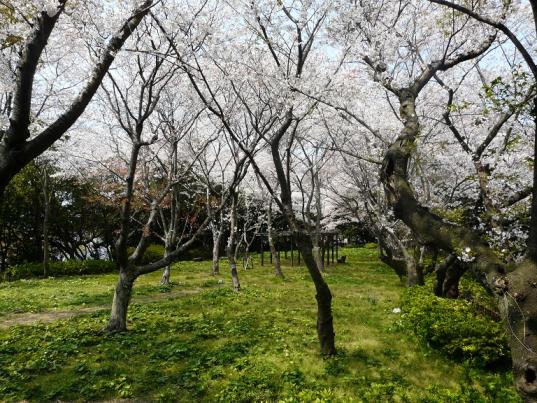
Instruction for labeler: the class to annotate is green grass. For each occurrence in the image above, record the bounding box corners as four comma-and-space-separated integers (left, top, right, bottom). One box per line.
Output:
0, 248, 521, 402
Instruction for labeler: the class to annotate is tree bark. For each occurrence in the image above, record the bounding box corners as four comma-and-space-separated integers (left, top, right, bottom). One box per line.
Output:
160, 265, 171, 285
294, 232, 336, 355
378, 238, 407, 280
442, 259, 466, 299
227, 192, 241, 291
211, 231, 222, 275
107, 269, 136, 332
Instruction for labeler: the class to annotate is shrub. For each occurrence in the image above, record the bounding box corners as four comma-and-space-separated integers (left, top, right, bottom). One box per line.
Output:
364, 242, 378, 249
399, 277, 509, 368
3, 259, 116, 281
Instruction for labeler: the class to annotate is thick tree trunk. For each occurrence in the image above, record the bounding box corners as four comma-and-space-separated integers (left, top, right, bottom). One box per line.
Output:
294, 232, 336, 356
380, 89, 537, 401
107, 269, 136, 332
503, 261, 537, 402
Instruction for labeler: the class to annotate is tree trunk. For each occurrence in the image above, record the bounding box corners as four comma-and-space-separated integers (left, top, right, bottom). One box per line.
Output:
160, 265, 171, 285
405, 258, 421, 287
107, 269, 136, 332
380, 89, 537, 401
378, 238, 407, 280
227, 193, 241, 291
294, 232, 336, 355
160, 247, 173, 285
313, 245, 324, 273
267, 202, 284, 278
434, 254, 456, 297
211, 232, 221, 275
313, 170, 324, 272
442, 259, 466, 299
503, 260, 537, 402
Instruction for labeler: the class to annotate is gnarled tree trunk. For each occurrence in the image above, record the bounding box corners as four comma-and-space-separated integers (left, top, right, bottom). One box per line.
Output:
380, 89, 537, 401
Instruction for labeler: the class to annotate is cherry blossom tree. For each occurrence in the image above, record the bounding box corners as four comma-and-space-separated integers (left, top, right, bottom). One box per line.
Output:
0, 0, 154, 195
334, 1, 537, 398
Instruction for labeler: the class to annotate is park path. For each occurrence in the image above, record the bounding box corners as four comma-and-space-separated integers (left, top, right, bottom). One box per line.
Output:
0, 288, 201, 330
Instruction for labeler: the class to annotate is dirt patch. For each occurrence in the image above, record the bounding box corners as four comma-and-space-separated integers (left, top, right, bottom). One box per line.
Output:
0, 288, 201, 330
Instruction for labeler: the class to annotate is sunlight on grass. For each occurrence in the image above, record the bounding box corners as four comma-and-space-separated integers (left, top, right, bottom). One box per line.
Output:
0, 248, 521, 401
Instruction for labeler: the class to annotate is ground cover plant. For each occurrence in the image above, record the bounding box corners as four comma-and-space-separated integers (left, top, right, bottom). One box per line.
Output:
0, 248, 520, 402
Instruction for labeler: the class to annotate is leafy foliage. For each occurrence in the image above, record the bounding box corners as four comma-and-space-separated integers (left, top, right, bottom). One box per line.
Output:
399, 277, 509, 368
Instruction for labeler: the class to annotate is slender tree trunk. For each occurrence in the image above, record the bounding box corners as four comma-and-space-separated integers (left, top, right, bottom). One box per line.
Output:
107, 269, 136, 332
212, 231, 222, 275
160, 247, 173, 285
294, 232, 335, 355
227, 193, 241, 291
160, 265, 171, 285
267, 202, 283, 278
160, 243, 174, 285
313, 171, 324, 272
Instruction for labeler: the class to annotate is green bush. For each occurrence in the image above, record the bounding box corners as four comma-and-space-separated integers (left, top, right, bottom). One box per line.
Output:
399, 277, 509, 368
364, 242, 378, 249
4, 259, 116, 281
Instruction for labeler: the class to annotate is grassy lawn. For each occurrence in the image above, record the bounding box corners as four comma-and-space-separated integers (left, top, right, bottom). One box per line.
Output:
0, 248, 521, 402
